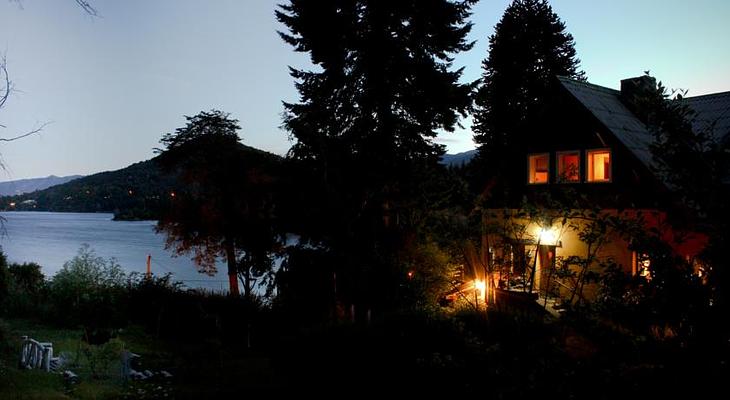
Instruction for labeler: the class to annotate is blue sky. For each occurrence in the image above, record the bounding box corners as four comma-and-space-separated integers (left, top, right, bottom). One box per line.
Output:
0, 0, 728, 180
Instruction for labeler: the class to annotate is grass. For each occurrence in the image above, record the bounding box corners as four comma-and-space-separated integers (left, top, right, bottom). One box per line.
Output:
0, 317, 280, 399
0, 318, 175, 400
3, 308, 726, 398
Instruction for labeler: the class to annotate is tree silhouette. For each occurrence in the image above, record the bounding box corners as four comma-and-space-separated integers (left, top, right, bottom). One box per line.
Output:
155, 110, 282, 297
0, 1, 98, 158
277, 0, 475, 308
473, 0, 583, 179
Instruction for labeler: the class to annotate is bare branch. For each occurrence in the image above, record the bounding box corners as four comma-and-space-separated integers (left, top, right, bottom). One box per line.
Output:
0, 55, 11, 111
75, 0, 99, 16
0, 121, 51, 142
7, 1, 98, 16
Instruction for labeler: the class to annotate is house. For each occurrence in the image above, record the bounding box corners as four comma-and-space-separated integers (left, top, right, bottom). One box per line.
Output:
472, 75, 730, 306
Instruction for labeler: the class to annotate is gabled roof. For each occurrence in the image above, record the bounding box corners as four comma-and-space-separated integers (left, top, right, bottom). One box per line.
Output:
557, 76, 730, 179
557, 76, 656, 171
683, 92, 730, 145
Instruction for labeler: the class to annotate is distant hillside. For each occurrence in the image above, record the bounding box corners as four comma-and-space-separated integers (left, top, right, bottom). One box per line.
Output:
441, 149, 477, 166
0, 144, 283, 220
0, 175, 83, 196
0, 158, 175, 220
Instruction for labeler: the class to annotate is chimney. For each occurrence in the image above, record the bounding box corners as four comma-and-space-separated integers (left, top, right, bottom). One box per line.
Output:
620, 75, 657, 101
620, 75, 657, 122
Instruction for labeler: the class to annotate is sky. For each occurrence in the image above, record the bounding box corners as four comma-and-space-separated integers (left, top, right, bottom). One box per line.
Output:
0, 0, 729, 181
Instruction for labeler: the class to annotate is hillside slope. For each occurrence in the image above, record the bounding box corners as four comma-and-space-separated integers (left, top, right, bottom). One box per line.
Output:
1, 144, 284, 220
0, 175, 83, 196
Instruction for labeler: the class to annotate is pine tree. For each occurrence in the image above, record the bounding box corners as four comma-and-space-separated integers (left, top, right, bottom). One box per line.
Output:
277, 0, 475, 307
473, 0, 583, 163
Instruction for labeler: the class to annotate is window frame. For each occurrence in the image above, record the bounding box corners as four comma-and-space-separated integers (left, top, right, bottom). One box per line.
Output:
527, 153, 550, 185
555, 150, 581, 183
585, 148, 612, 183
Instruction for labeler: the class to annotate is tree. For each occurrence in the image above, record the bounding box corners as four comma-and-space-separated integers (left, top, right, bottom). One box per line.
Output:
155, 110, 282, 298
0, 55, 50, 148
473, 0, 583, 177
277, 0, 475, 309
635, 74, 730, 343
0, 2, 98, 152
625, 75, 728, 218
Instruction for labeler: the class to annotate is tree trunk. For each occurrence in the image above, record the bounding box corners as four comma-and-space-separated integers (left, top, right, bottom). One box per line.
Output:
242, 262, 252, 301
225, 238, 240, 296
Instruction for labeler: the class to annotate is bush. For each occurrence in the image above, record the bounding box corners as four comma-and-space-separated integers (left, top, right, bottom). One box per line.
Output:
9, 262, 45, 293
0, 251, 9, 312
0, 249, 49, 317
81, 338, 125, 379
5, 262, 48, 317
50, 244, 127, 331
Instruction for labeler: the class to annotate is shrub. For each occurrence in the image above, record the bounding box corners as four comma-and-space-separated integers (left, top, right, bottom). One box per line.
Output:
50, 245, 127, 330
8, 262, 45, 293
81, 338, 125, 379
0, 250, 49, 317
5, 262, 48, 317
0, 251, 9, 313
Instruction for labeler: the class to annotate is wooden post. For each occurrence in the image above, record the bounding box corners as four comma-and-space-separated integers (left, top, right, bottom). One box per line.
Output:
528, 238, 541, 294
146, 254, 151, 279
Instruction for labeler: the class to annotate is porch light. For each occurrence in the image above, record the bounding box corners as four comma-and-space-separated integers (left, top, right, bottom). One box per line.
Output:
474, 279, 486, 302
537, 227, 561, 247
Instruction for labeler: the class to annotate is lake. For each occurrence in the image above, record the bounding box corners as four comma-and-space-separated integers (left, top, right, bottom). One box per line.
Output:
0, 211, 231, 292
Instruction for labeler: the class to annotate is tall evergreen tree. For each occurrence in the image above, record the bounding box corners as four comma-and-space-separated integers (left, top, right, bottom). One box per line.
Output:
473, 0, 583, 167
277, 0, 475, 307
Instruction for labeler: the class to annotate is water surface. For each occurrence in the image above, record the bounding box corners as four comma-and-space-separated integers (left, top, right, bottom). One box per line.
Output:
0, 211, 229, 291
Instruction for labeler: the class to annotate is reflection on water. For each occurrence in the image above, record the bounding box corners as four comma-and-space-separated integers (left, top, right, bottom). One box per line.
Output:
0, 212, 229, 292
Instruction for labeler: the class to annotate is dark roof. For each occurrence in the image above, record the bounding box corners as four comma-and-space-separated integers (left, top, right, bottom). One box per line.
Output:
683, 92, 730, 145
558, 76, 730, 181
557, 76, 657, 171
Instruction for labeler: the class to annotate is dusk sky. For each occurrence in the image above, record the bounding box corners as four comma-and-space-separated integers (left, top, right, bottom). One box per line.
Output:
1, 0, 728, 181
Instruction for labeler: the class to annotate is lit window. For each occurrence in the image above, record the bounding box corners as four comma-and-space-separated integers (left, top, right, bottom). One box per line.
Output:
528, 153, 549, 184
586, 149, 611, 182
556, 151, 580, 183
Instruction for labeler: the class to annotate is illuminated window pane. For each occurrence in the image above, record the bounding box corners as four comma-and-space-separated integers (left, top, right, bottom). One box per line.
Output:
587, 150, 611, 182
528, 154, 549, 184
557, 152, 580, 182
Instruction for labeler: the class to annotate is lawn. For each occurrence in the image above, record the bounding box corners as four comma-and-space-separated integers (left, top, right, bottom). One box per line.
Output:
0, 318, 176, 399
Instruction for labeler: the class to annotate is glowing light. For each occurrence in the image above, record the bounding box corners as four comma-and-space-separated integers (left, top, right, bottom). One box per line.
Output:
539, 228, 557, 245
170, 192, 176, 198
9, 202, 15, 207
407, 270, 414, 279
475, 279, 486, 302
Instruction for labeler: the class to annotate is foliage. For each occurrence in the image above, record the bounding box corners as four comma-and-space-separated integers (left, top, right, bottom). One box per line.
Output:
277, 0, 476, 313
472, 0, 584, 194
81, 338, 125, 379
50, 244, 127, 330
629, 73, 729, 343
625, 74, 728, 217
396, 239, 455, 310
2, 261, 47, 317
1, 250, 49, 317
155, 110, 283, 297
0, 158, 178, 221
274, 246, 338, 322
0, 251, 8, 311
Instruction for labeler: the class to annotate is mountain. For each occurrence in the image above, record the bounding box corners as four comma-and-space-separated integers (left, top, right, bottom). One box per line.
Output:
0, 159, 174, 220
441, 149, 477, 167
0, 175, 83, 196
0, 144, 283, 220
